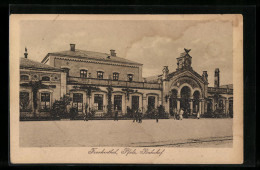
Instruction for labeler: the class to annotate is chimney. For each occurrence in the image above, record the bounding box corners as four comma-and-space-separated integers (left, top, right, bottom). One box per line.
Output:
214, 68, 220, 88
70, 44, 76, 51
110, 49, 116, 57
24, 47, 28, 58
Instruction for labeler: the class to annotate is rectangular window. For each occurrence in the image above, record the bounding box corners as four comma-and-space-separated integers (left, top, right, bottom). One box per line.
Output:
127, 74, 133, 82
114, 95, 122, 111
41, 93, 50, 110
113, 73, 119, 81
73, 93, 83, 112
94, 94, 103, 110
97, 71, 104, 79
132, 96, 139, 111
80, 70, 88, 78
148, 96, 156, 109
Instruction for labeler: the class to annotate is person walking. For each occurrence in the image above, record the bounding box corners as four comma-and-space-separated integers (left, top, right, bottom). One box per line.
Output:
138, 109, 142, 123
84, 111, 88, 121
155, 111, 159, 123
114, 106, 118, 121
197, 111, 200, 119
179, 108, 184, 120
134, 109, 139, 123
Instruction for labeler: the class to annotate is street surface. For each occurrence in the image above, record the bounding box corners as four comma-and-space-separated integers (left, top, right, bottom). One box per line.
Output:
20, 118, 233, 147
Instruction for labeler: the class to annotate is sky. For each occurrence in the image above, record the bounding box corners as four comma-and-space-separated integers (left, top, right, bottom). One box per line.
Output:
20, 19, 233, 86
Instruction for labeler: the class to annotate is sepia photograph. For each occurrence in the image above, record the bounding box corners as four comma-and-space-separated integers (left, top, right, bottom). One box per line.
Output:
10, 14, 243, 164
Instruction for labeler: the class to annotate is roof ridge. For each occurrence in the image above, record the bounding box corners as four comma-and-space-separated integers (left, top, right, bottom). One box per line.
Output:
48, 49, 143, 65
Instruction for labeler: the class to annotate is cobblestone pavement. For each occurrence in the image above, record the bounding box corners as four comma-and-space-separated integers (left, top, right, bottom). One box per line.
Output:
20, 118, 233, 147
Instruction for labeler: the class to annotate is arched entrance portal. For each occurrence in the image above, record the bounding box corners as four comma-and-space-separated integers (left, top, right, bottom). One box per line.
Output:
193, 91, 200, 113
180, 86, 191, 113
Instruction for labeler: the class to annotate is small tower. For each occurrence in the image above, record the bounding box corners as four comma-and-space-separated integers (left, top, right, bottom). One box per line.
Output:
202, 71, 208, 82
162, 66, 169, 80
176, 48, 192, 71
214, 68, 220, 88
24, 47, 28, 58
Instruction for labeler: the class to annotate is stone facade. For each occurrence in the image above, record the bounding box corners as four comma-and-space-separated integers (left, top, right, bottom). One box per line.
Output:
19, 45, 233, 119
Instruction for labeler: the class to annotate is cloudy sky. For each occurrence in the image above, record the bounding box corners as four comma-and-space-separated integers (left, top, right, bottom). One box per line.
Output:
20, 19, 233, 86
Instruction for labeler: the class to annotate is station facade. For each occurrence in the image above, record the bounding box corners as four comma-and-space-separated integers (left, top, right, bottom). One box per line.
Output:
19, 44, 233, 118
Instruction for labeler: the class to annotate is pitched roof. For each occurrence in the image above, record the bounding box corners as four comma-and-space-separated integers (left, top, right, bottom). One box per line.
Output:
20, 57, 63, 72
167, 68, 206, 83
144, 75, 161, 83
44, 49, 143, 66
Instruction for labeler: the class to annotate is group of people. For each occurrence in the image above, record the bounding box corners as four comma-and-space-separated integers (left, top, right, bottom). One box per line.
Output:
133, 108, 143, 123
172, 107, 200, 120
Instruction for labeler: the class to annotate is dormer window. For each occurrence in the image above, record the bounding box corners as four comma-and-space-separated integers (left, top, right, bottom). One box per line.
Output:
127, 74, 133, 82
113, 72, 119, 81
20, 75, 29, 81
42, 76, 50, 81
97, 71, 104, 79
80, 69, 88, 78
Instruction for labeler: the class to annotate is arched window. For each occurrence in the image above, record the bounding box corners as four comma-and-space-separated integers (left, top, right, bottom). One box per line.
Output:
148, 96, 156, 109
42, 76, 50, 81
20, 75, 29, 81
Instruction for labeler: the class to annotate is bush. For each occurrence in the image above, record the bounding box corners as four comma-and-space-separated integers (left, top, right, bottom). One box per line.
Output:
50, 95, 71, 119
124, 106, 134, 118
69, 107, 77, 120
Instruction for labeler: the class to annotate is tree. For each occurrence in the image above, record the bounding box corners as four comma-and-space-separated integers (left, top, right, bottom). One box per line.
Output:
50, 94, 72, 118
20, 93, 31, 111
106, 86, 113, 117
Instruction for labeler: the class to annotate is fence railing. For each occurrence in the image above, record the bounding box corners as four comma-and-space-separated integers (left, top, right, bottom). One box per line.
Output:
208, 87, 233, 94
68, 76, 162, 89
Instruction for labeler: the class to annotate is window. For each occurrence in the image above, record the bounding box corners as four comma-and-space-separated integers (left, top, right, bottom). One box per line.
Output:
20, 75, 29, 81
114, 95, 122, 111
94, 94, 103, 110
113, 73, 119, 81
97, 71, 104, 79
41, 93, 50, 110
20, 92, 30, 111
148, 96, 156, 109
132, 96, 139, 111
80, 70, 88, 78
127, 74, 133, 82
42, 76, 50, 81
73, 93, 83, 112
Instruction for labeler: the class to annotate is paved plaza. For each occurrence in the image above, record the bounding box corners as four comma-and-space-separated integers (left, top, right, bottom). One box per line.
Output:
20, 118, 233, 147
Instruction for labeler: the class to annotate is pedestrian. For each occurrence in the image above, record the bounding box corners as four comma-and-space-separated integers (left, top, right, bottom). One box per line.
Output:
197, 111, 200, 119
133, 109, 136, 122
138, 109, 142, 123
135, 109, 139, 122
84, 111, 88, 121
155, 111, 159, 123
179, 108, 184, 120
114, 106, 118, 121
